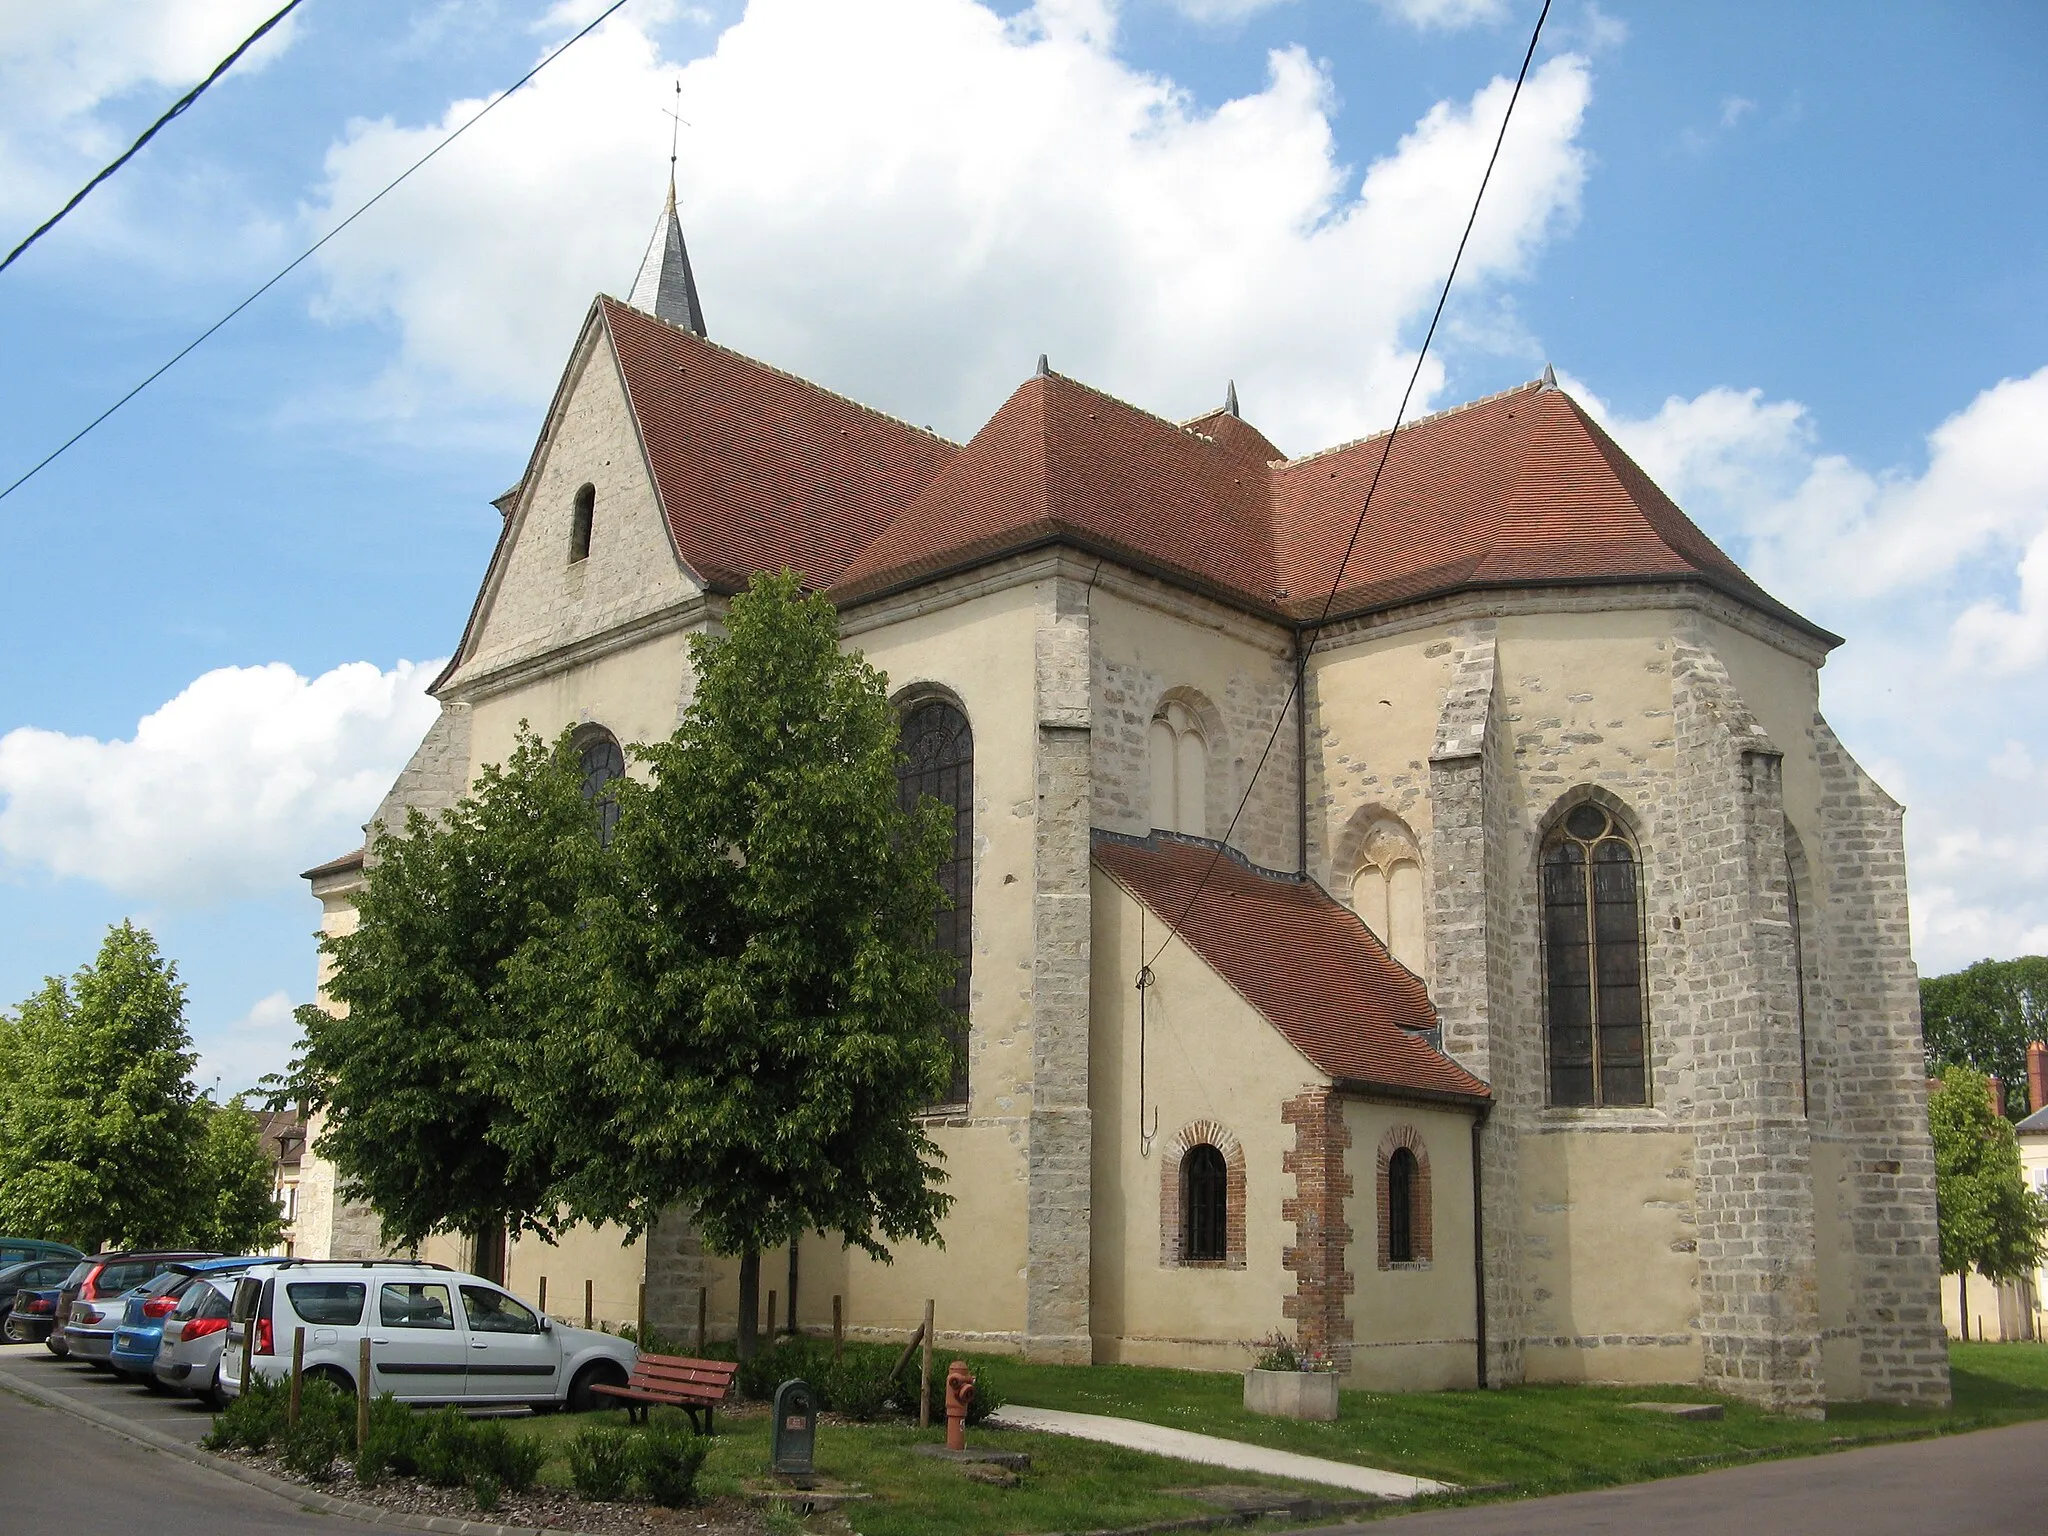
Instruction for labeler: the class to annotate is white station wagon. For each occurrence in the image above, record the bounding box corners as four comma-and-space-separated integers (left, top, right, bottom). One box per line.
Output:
220, 1259, 636, 1411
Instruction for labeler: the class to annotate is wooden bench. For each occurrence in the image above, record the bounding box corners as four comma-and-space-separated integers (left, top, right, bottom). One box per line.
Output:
591, 1352, 739, 1433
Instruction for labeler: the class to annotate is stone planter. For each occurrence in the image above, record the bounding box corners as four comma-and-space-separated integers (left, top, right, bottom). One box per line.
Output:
1243, 1367, 1339, 1421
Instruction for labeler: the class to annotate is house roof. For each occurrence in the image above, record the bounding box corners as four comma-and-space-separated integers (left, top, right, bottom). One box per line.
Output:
1092, 831, 1489, 1102
594, 303, 1828, 642
2016, 1105, 2048, 1136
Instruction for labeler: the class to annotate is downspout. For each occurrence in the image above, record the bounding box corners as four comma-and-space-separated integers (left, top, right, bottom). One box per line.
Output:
1471, 1105, 1489, 1389
1294, 625, 1310, 875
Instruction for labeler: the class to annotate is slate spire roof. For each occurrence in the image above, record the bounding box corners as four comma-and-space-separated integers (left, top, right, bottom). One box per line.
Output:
626, 177, 707, 337
583, 301, 1832, 645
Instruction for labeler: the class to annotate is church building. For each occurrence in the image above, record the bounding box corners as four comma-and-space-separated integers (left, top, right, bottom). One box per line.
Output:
297, 183, 1951, 1415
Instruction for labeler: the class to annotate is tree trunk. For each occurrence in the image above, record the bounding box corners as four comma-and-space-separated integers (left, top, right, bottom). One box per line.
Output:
473, 1219, 507, 1285
737, 1248, 761, 1362
786, 1237, 800, 1335
1959, 1267, 1969, 1341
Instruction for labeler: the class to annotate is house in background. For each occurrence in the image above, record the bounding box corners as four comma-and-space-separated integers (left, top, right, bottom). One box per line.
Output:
291, 177, 1952, 1415
252, 1108, 306, 1257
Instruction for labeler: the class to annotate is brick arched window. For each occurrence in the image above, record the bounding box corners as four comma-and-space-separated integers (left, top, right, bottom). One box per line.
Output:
577, 730, 625, 847
897, 698, 972, 1105
1376, 1126, 1433, 1268
1541, 798, 1648, 1107
1160, 1121, 1245, 1269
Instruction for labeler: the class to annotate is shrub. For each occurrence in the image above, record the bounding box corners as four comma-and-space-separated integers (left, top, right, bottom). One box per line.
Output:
467, 1419, 547, 1495
634, 1420, 711, 1508
1245, 1331, 1301, 1373
354, 1393, 419, 1485
203, 1373, 289, 1452
823, 1354, 894, 1422
735, 1335, 831, 1402
568, 1425, 636, 1502
471, 1471, 502, 1514
278, 1378, 354, 1482
415, 1405, 477, 1487
964, 1363, 1004, 1427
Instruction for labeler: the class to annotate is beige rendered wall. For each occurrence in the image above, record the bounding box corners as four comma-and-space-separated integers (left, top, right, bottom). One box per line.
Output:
461, 625, 701, 782
1091, 585, 1298, 873
1341, 1099, 1479, 1391
1088, 866, 1318, 1370
1520, 1127, 1701, 1384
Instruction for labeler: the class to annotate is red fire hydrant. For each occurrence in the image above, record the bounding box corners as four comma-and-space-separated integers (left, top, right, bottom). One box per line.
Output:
945, 1359, 976, 1451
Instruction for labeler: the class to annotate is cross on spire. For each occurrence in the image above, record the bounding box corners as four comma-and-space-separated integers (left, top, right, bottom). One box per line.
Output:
628, 79, 707, 336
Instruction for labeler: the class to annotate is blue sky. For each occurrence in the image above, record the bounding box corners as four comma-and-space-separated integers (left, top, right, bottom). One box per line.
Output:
1, 0, 2044, 1093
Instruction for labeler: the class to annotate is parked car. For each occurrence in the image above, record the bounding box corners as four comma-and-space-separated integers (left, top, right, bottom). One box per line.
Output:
153, 1261, 272, 1405
114, 1257, 273, 1389
25, 1262, 93, 1355
1, 1258, 88, 1344
60, 1252, 218, 1366
220, 1260, 635, 1411
0, 1238, 84, 1267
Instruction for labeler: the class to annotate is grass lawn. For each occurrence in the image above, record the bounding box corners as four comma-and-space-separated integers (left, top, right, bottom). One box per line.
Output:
505, 1343, 2048, 1534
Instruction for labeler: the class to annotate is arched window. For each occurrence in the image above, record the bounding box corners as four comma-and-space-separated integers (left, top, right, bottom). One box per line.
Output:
1350, 815, 1425, 973
1386, 1147, 1417, 1263
569, 484, 595, 564
578, 732, 625, 846
1181, 1145, 1228, 1262
1541, 800, 1648, 1107
1148, 699, 1208, 837
898, 699, 973, 1104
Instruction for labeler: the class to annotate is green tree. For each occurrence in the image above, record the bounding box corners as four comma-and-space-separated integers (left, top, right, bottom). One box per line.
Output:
1922, 957, 2048, 1118
0, 922, 202, 1251
280, 727, 608, 1260
1929, 1063, 2048, 1329
188, 1097, 286, 1253
515, 572, 958, 1357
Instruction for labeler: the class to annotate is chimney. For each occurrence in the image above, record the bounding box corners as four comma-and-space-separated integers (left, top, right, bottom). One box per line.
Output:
1990, 1075, 2007, 1120
2030, 1041, 2047, 1118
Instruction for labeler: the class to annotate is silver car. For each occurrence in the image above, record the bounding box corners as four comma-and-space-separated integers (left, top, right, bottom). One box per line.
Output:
153, 1274, 238, 1405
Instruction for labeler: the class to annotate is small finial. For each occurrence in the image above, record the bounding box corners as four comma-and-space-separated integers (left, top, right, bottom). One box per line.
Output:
1036, 353, 1050, 378
1540, 363, 1557, 389
1224, 379, 1240, 418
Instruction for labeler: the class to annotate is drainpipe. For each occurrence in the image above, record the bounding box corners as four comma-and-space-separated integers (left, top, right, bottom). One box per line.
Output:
1294, 625, 1309, 875
1471, 1107, 1489, 1390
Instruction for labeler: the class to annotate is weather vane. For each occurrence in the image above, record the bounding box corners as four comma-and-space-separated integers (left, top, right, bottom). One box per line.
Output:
662, 79, 690, 197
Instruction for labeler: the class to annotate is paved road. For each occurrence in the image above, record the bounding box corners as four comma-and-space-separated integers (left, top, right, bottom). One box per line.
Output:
0, 1367, 383, 1535
1354, 1416, 2048, 1535
0, 1338, 221, 1444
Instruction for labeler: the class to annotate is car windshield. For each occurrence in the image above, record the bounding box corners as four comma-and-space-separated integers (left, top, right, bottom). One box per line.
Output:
460, 1286, 541, 1335
59, 1261, 91, 1289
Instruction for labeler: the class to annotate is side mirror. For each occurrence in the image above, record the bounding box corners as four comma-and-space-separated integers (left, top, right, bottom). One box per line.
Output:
539, 1315, 553, 1332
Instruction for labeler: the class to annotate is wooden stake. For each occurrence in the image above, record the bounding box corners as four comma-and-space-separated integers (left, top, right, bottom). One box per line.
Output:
357, 1337, 372, 1449
637, 1281, 647, 1345
919, 1299, 934, 1429
767, 1290, 777, 1344
832, 1295, 843, 1361
697, 1286, 708, 1351
288, 1326, 305, 1428
538, 1276, 547, 1316
585, 1279, 594, 1331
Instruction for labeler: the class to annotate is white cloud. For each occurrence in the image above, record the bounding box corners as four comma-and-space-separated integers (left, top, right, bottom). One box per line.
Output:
0, 0, 300, 226
306, 0, 1591, 451
1370, 0, 1509, 28
1718, 95, 1755, 129
194, 989, 301, 1099
1568, 367, 2048, 974
0, 659, 441, 906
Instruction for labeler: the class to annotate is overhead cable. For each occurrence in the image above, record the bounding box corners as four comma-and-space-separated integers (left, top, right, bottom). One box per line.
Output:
0, 0, 638, 507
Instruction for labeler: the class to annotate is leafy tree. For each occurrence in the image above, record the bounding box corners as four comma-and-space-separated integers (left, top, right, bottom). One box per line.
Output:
514, 572, 958, 1357
1922, 957, 2048, 1118
188, 1097, 287, 1253
0, 922, 202, 1251
1929, 1063, 2048, 1328
279, 727, 608, 1259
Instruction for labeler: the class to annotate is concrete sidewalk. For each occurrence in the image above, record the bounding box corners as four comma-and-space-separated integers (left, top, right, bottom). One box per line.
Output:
989, 1403, 1454, 1499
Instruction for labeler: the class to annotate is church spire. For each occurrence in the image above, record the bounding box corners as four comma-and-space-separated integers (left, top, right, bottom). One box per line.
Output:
627, 84, 706, 336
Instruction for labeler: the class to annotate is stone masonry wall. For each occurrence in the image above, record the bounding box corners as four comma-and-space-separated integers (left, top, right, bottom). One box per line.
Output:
1028, 575, 1094, 1362
1813, 716, 1951, 1407
365, 704, 474, 845
641, 1207, 714, 1348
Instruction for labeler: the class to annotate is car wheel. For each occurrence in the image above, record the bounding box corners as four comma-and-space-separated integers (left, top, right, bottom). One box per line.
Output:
304, 1364, 356, 1397
567, 1361, 627, 1414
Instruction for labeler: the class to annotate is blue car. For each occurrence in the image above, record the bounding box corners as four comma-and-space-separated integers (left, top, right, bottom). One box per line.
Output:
109, 1258, 275, 1383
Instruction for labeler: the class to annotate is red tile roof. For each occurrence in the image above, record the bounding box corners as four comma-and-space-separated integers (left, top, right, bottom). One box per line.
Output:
597, 299, 1827, 643
603, 298, 956, 590
1093, 832, 1489, 1102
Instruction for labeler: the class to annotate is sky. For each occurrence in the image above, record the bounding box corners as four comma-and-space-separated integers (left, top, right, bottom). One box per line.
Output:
0, 0, 2044, 1094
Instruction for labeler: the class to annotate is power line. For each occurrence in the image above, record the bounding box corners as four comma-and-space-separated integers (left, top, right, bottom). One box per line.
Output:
0, 0, 638, 508
1145, 0, 1555, 973
0, 0, 310, 278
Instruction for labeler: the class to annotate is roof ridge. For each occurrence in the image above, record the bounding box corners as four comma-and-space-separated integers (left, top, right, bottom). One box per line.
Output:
1282, 378, 1545, 469
601, 294, 962, 448
1038, 369, 1238, 451
1091, 827, 1300, 882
